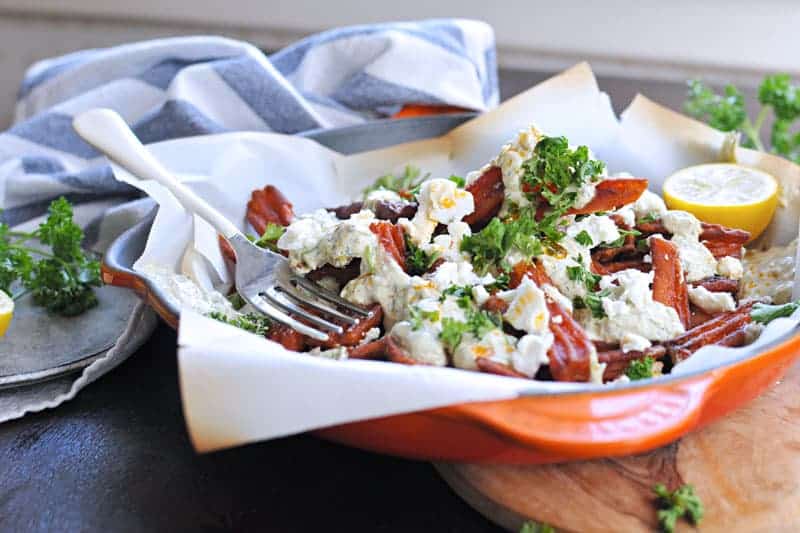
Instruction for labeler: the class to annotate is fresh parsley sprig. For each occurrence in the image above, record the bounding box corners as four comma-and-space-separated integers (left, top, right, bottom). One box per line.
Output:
0, 197, 101, 316
362, 165, 427, 199
653, 483, 704, 533
751, 299, 800, 324
625, 356, 655, 380
405, 235, 441, 276
208, 311, 271, 336
247, 222, 285, 252
685, 75, 800, 162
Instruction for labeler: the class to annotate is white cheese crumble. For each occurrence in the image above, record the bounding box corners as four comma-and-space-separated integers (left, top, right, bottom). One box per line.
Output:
512, 333, 553, 377
400, 178, 474, 245
583, 269, 685, 343
632, 190, 667, 218
278, 208, 378, 274
688, 285, 736, 314
660, 210, 717, 282
390, 321, 448, 366
500, 277, 550, 335
363, 188, 402, 209
621, 332, 652, 353
717, 256, 744, 280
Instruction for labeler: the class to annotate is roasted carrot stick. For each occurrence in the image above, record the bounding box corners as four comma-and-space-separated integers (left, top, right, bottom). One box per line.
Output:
650, 236, 691, 329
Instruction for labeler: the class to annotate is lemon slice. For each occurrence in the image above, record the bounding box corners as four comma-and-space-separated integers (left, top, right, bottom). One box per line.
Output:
663, 163, 778, 240
0, 291, 13, 338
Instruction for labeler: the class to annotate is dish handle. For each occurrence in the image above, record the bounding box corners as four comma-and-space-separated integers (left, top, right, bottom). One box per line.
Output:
445, 373, 718, 459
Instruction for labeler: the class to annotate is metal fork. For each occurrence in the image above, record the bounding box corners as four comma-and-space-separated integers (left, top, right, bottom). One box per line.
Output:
73, 108, 369, 341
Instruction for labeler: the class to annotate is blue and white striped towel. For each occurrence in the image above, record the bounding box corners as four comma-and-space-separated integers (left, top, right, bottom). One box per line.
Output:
1, 19, 497, 226
0, 20, 498, 421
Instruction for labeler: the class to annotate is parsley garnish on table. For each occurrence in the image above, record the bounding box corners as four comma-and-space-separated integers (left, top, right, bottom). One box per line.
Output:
519, 520, 556, 533
685, 74, 800, 162
653, 483, 704, 533
0, 197, 101, 316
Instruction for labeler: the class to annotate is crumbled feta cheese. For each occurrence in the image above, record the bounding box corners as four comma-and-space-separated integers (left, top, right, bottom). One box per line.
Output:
360, 327, 381, 345
632, 190, 667, 218
584, 269, 685, 342
511, 333, 553, 377
279, 209, 377, 274
390, 321, 447, 366
452, 330, 516, 370
472, 285, 490, 306
363, 188, 402, 209
341, 247, 411, 327
502, 277, 550, 335
429, 261, 485, 292
566, 214, 621, 247
688, 285, 736, 314
493, 126, 544, 211
543, 284, 572, 313
621, 332, 652, 353
308, 346, 349, 360
402, 178, 474, 245
660, 210, 717, 282
717, 256, 744, 280
614, 204, 636, 227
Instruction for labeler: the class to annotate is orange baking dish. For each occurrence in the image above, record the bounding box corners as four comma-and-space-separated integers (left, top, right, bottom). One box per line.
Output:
102, 113, 800, 464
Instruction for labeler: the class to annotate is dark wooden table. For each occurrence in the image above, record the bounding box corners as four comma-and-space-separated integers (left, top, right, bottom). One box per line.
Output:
0, 69, 748, 532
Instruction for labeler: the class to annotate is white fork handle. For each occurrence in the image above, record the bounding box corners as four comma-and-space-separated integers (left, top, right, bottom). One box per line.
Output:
73, 108, 243, 240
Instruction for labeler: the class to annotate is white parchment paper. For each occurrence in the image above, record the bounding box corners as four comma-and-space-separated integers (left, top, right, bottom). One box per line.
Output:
112, 63, 800, 452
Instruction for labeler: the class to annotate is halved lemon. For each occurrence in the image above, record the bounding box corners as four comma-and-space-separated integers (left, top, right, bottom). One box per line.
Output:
663, 163, 778, 241
0, 291, 13, 338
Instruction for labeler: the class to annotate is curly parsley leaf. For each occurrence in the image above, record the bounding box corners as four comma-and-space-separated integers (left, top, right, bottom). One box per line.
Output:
405, 235, 441, 276
460, 210, 545, 275
573, 288, 612, 319
409, 305, 440, 330
362, 165, 426, 199
248, 222, 285, 252
574, 230, 593, 247
519, 520, 556, 533
751, 299, 800, 324
440, 317, 468, 352
438, 300, 502, 352
566, 256, 600, 291
686, 75, 800, 162
521, 135, 605, 215
447, 175, 466, 188
600, 228, 641, 249
625, 356, 655, 380
1, 198, 102, 316
653, 483, 704, 533
208, 311, 271, 336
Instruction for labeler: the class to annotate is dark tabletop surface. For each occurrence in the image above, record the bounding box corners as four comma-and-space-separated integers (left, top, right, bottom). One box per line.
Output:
0, 69, 753, 533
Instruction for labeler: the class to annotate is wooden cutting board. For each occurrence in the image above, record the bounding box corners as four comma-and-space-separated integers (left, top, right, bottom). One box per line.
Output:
436, 362, 800, 532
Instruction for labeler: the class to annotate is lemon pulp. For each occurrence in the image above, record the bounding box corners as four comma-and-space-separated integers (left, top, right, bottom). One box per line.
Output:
0, 291, 13, 338
662, 163, 778, 240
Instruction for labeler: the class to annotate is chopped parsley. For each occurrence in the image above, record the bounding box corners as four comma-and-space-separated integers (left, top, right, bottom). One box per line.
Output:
439, 307, 502, 352
460, 210, 544, 274
447, 175, 466, 187
0, 197, 102, 316
248, 222, 285, 252
638, 211, 660, 224
409, 305, 440, 330
362, 164, 426, 198
566, 256, 600, 291
441, 285, 474, 309
208, 311, 271, 336
600, 228, 641, 249
485, 269, 511, 292
625, 356, 655, 380
519, 521, 555, 533
573, 288, 612, 319
460, 135, 607, 274
751, 299, 800, 324
574, 230, 594, 247
653, 483, 704, 533
405, 235, 441, 276
521, 135, 605, 215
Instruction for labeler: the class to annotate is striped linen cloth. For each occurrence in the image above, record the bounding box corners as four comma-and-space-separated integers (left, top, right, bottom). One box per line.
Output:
0, 20, 498, 420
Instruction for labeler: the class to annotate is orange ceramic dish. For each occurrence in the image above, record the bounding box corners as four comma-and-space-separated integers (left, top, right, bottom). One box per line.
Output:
102, 114, 800, 464
102, 241, 800, 463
